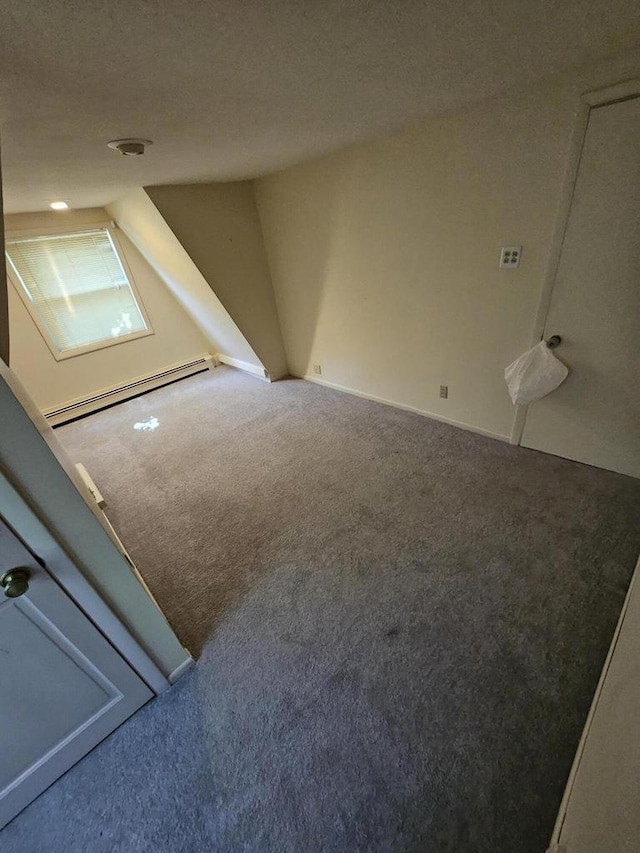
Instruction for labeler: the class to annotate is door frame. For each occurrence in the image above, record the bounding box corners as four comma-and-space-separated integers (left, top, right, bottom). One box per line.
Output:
0, 476, 170, 695
510, 77, 640, 446
0, 361, 193, 694
547, 553, 640, 850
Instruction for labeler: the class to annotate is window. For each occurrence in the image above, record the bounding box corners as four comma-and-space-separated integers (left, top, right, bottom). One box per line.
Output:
6, 227, 152, 359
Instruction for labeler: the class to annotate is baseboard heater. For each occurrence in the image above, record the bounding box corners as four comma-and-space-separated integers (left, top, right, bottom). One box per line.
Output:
45, 355, 216, 426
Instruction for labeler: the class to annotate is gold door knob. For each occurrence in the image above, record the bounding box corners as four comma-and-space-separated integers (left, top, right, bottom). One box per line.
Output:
1, 568, 30, 598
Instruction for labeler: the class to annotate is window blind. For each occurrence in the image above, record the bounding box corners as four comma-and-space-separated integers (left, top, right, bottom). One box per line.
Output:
6, 228, 147, 354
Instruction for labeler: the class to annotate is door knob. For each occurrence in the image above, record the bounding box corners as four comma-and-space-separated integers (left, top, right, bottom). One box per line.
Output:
1, 568, 30, 598
546, 335, 562, 349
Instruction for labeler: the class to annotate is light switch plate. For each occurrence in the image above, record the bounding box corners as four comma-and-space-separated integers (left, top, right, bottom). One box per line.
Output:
500, 246, 522, 268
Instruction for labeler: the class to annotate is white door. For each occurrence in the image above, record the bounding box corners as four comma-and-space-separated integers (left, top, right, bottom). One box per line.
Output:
521, 96, 640, 478
0, 516, 152, 829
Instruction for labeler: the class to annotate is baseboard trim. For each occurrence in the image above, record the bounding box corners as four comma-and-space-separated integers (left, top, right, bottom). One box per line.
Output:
297, 374, 510, 443
216, 353, 270, 382
167, 655, 195, 685
75, 463, 106, 509
44, 355, 213, 425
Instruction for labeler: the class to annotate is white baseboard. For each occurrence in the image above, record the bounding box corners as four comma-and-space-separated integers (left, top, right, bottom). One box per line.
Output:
75, 463, 106, 508
167, 655, 195, 685
298, 374, 510, 443
44, 355, 212, 425
216, 353, 271, 382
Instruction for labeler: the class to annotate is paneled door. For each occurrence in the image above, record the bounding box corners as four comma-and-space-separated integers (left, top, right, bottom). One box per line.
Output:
0, 515, 152, 829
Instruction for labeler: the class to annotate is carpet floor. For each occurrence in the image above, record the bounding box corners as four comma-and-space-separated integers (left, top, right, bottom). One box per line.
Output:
4, 367, 640, 852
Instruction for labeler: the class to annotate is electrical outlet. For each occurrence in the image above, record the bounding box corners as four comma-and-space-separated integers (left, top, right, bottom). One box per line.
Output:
440, 385, 448, 399
500, 246, 522, 268
313, 364, 322, 375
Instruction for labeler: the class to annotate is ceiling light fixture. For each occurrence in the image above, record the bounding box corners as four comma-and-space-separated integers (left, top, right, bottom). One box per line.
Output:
107, 138, 153, 156
50, 201, 69, 210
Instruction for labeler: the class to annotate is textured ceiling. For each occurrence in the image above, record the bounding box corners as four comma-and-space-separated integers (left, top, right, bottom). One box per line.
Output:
1, 0, 640, 213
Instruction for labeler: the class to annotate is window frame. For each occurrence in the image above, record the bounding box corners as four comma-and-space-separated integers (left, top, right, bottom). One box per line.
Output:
5, 220, 154, 362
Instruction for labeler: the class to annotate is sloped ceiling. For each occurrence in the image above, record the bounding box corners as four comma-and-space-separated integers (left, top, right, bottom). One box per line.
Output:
106, 189, 265, 371
1, 0, 640, 212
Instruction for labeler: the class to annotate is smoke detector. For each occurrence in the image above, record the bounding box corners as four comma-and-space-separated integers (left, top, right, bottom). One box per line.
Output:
107, 138, 153, 156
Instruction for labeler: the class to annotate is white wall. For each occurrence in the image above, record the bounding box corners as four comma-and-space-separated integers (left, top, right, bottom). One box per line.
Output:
146, 182, 288, 379
255, 50, 640, 441
107, 189, 263, 373
5, 207, 211, 411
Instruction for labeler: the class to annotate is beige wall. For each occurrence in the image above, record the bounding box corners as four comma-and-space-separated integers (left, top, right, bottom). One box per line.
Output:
5, 207, 210, 411
255, 51, 640, 441
146, 182, 288, 379
107, 189, 263, 372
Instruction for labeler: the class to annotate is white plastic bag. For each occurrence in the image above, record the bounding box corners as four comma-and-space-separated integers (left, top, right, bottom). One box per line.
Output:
504, 341, 568, 405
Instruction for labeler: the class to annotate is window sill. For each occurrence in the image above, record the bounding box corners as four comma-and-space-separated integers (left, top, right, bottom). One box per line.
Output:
52, 328, 155, 362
